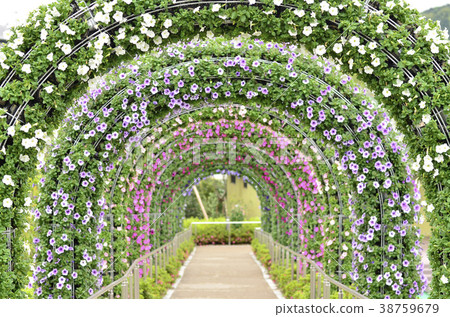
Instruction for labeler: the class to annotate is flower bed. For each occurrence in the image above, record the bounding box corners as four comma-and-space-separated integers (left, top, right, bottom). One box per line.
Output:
139, 238, 195, 299
184, 217, 260, 245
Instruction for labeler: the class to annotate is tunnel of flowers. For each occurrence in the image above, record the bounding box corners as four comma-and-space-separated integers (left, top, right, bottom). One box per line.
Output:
0, 0, 449, 300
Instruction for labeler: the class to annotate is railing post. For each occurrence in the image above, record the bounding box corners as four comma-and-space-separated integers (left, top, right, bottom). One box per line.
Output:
317, 273, 321, 299
338, 288, 343, 299
324, 279, 330, 299
128, 273, 133, 298
108, 289, 114, 299
228, 222, 231, 245
296, 254, 300, 281
143, 261, 148, 280
121, 279, 128, 299
302, 259, 307, 277
285, 249, 288, 269
134, 266, 140, 299
154, 252, 158, 284
149, 256, 153, 279
310, 267, 316, 299
163, 247, 166, 269
291, 253, 294, 281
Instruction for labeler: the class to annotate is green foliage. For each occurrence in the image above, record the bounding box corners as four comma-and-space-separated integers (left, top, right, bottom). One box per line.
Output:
184, 217, 259, 245
252, 239, 354, 299
423, 5, 450, 32
139, 239, 194, 299
184, 177, 226, 219
229, 205, 245, 229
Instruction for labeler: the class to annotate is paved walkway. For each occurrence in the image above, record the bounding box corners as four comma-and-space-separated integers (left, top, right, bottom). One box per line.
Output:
170, 245, 277, 299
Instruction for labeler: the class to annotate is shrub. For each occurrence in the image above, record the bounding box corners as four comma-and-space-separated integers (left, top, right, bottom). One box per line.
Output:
184, 217, 260, 245
251, 239, 356, 299
139, 239, 194, 299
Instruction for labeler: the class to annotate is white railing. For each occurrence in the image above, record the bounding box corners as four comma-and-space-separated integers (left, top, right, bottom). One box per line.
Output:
254, 228, 368, 299
89, 228, 192, 299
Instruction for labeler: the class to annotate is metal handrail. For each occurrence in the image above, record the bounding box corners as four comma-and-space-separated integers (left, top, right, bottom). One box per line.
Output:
254, 228, 368, 299
89, 227, 192, 299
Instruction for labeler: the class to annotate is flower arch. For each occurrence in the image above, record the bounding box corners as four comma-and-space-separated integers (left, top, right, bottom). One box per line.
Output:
0, 0, 448, 298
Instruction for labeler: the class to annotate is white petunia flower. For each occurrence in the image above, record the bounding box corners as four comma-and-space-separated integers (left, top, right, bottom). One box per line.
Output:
358, 45, 366, 55
114, 46, 126, 55
332, 43, 343, 53
20, 123, 31, 133
7, 126, 15, 137
371, 57, 380, 67
273, 0, 283, 5
364, 66, 373, 74
154, 36, 162, 45
61, 44, 72, 55
35, 129, 45, 139
382, 88, 391, 97
161, 30, 170, 39
24, 197, 32, 207
435, 155, 444, 163
422, 114, 431, 124
423, 160, 434, 172
47, 53, 53, 61
441, 275, 449, 284
22, 64, 31, 74
376, 22, 384, 33
329, 7, 338, 16
77, 65, 90, 76
3, 198, 13, 208
419, 101, 426, 109
44, 86, 53, 94
349, 36, 360, 47
212, 4, 221, 12
40, 29, 48, 41
2, 175, 14, 186
368, 42, 377, 50
303, 26, 312, 36
19, 154, 30, 162
431, 43, 439, 54
294, 9, 305, 17
427, 204, 435, 212
436, 144, 450, 154
315, 45, 326, 56
58, 62, 68, 71
386, 1, 395, 9
164, 19, 172, 28
142, 14, 156, 27
130, 35, 140, 44
249, 0, 256, 4
113, 11, 125, 23
21, 137, 38, 149
59, 24, 75, 35
320, 1, 330, 11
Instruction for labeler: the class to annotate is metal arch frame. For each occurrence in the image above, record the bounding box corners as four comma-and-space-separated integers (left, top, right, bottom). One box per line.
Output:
114, 117, 336, 215
2, 0, 449, 147
0, 0, 438, 298
121, 139, 338, 254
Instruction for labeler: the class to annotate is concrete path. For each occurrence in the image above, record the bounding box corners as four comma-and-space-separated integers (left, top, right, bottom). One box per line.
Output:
170, 245, 277, 299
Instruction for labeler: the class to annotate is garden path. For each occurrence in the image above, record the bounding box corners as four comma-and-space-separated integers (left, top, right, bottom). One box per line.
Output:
169, 245, 278, 299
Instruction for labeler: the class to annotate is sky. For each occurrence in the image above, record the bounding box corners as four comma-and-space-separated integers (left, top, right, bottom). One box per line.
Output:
0, 0, 449, 30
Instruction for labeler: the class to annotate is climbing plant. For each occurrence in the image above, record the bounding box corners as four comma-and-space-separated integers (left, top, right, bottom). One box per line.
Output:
0, 0, 448, 298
